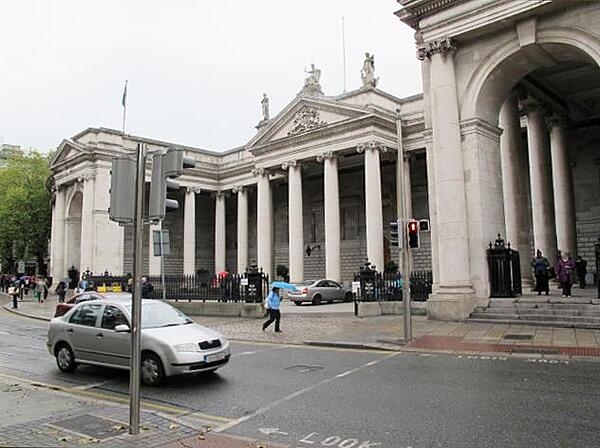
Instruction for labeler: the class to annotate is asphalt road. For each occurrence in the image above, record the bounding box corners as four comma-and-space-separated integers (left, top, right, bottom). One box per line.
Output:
1, 308, 600, 447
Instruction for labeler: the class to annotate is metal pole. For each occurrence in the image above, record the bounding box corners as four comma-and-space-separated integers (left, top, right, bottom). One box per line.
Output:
396, 109, 412, 343
160, 224, 166, 301
129, 142, 145, 435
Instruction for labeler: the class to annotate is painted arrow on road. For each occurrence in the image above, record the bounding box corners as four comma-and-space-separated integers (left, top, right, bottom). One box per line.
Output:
258, 428, 289, 435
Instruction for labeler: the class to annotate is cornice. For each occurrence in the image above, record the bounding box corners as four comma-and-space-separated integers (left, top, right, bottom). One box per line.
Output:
460, 118, 502, 141
395, 0, 465, 30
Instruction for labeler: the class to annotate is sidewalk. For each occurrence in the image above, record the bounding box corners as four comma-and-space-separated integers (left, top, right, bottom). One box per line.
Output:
4, 291, 600, 360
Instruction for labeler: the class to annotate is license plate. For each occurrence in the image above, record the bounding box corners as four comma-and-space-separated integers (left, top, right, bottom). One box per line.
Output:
205, 352, 225, 363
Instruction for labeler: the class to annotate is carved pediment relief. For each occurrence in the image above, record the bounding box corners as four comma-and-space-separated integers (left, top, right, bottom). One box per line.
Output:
287, 105, 328, 136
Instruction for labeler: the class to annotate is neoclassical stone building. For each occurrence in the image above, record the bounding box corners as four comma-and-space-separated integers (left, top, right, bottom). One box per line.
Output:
49, 0, 600, 320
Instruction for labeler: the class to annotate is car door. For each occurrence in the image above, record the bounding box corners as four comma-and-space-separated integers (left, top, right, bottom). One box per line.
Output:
66, 303, 103, 363
329, 280, 344, 301
313, 280, 327, 300
95, 304, 131, 367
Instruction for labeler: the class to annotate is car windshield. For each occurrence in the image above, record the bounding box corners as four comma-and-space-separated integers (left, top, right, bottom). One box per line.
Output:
297, 280, 316, 286
125, 301, 193, 329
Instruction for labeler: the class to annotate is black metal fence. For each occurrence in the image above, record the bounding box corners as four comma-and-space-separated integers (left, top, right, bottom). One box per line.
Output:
487, 244, 521, 298
353, 270, 432, 302
89, 271, 270, 303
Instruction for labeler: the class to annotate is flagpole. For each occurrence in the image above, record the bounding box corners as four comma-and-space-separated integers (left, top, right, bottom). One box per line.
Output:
342, 17, 347, 93
122, 80, 128, 135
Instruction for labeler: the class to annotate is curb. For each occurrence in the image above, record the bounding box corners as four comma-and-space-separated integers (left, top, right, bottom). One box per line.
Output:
2, 303, 51, 322
303, 340, 399, 351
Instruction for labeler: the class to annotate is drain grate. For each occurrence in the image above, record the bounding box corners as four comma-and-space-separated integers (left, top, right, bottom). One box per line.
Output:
504, 334, 534, 340
50, 414, 127, 441
285, 365, 323, 373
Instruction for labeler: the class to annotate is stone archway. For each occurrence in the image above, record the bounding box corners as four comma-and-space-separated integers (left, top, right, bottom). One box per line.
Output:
65, 191, 83, 273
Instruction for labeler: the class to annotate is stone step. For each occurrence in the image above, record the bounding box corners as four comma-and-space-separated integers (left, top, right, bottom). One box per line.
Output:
470, 312, 600, 325
488, 302, 600, 311
467, 317, 600, 330
473, 307, 600, 317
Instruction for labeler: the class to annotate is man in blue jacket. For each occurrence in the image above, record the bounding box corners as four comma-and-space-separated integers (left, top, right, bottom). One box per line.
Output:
262, 287, 282, 332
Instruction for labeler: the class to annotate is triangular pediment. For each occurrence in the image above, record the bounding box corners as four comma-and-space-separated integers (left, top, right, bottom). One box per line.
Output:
247, 96, 369, 149
50, 138, 88, 168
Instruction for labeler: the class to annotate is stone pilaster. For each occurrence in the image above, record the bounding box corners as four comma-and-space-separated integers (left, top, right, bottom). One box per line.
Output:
499, 93, 533, 288
522, 100, 557, 260
253, 166, 273, 278
316, 151, 341, 282
183, 187, 199, 275
233, 186, 248, 274
51, 185, 66, 280
282, 160, 304, 283
420, 37, 475, 320
80, 175, 95, 272
547, 115, 577, 257
214, 191, 226, 273
357, 141, 386, 273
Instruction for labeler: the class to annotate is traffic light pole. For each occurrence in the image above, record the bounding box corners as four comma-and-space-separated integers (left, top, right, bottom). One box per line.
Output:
396, 109, 412, 343
129, 142, 146, 435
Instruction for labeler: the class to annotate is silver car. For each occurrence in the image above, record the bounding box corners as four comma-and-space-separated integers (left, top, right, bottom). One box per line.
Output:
47, 296, 230, 386
287, 279, 353, 305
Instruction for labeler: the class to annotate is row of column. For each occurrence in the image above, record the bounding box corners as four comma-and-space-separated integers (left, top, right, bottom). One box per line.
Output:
175, 143, 394, 282
500, 94, 577, 269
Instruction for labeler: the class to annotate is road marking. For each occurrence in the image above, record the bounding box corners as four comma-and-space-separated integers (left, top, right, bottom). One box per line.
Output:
259, 427, 288, 435
215, 352, 399, 433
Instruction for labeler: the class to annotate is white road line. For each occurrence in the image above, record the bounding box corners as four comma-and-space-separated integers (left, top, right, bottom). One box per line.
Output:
214, 352, 400, 433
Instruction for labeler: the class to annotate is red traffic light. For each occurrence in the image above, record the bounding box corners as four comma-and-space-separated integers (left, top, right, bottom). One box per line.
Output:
406, 219, 420, 249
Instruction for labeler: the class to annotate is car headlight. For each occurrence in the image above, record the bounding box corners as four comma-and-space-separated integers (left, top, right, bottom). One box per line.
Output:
174, 343, 199, 353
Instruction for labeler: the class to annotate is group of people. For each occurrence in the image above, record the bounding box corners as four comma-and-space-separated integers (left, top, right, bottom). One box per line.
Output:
1, 274, 50, 304
532, 250, 588, 298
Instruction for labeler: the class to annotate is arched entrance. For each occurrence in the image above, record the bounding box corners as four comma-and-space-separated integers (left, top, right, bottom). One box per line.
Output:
65, 191, 83, 274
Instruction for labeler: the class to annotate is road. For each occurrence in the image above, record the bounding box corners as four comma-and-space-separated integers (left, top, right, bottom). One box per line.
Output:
1, 307, 600, 447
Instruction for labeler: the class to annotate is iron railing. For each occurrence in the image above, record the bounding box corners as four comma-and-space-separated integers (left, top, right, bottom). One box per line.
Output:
353, 270, 432, 302
88, 272, 270, 303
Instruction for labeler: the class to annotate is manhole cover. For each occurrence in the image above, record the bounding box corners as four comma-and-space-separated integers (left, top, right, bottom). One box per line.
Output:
504, 334, 534, 340
50, 414, 127, 440
285, 365, 323, 372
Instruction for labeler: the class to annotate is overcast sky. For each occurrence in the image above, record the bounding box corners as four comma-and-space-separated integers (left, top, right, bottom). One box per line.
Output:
0, 0, 421, 153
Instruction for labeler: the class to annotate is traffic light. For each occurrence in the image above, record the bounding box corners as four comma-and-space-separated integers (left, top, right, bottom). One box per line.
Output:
149, 148, 196, 221
390, 220, 402, 248
109, 156, 136, 224
407, 219, 420, 249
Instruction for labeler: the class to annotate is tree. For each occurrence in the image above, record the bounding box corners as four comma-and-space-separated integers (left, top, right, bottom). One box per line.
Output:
0, 151, 52, 274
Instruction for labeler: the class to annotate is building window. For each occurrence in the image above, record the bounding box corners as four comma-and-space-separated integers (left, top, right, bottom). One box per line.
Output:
310, 210, 324, 243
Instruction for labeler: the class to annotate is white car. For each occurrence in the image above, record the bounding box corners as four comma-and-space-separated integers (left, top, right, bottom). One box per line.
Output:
47, 296, 230, 386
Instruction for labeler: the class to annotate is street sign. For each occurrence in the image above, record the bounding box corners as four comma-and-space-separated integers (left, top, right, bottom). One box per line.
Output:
17, 261, 25, 273
240, 278, 249, 286
351, 281, 360, 293
152, 230, 171, 256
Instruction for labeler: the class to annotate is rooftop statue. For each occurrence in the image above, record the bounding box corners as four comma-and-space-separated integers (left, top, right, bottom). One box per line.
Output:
361, 52, 378, 88
300, 63, 323, 96
261, 93, 270, 121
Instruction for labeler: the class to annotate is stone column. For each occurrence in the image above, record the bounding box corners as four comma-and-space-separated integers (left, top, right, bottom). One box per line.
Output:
358, 141, 386, 273
522, 100, 557, 259
499, 93, 532, 287
51, 186, 66, 280
254, 167, 273, 278
183, 187, 198, 275
283, 160, 304, 283
148, 223, 161, 275
79, 175, 95, 272
234, 186, 248, 274
214, 191, 226, 273
317, 151, 341, 282
548, 115, 577, 257
418, 37, 474, 320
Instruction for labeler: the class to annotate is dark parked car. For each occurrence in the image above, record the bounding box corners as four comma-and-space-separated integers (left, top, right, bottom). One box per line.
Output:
287, 279, 352, 305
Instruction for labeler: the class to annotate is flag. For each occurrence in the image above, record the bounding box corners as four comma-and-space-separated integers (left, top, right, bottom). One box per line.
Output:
121, 80, 128, 107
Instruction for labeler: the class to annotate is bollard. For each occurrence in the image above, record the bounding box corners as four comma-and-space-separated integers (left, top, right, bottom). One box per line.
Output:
12, 293, 18, 309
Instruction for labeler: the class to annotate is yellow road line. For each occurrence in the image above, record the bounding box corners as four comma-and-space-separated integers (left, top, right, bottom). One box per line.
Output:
0, 372, 232, 424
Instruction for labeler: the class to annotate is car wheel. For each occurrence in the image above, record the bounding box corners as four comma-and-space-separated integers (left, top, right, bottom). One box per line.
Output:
55, 343, 77, 372
344, 292, 353, 302
141, 352, 164, 387
293, 301, 303, 306
312, 294, 322, 306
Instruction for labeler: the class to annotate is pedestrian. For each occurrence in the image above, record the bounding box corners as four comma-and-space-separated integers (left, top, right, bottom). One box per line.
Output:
141, 276, 154, 298
126, 273, 133, 293
575, 256, 588, 289
556, 251, 576, 298
9, 282, 19, 309
531, 250, 550, 296
43, 278, 50, 302
36, 278, 48, 303
77, 276, 88, 293
55, 280, 67, 304
262, 286, 282, 333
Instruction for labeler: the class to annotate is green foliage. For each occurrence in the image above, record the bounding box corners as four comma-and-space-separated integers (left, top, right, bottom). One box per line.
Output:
0, 151, 52, 271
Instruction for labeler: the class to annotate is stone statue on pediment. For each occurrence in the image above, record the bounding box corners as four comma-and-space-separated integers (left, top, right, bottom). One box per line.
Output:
261, 93, 269, 121
361, 52, 378, 88
300, 63, 323, 96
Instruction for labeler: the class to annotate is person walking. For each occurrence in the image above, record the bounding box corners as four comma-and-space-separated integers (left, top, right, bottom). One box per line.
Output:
532, 250, 550, 296
141, 276, 154, 298
55, 280, 67, 304
575, 256, 588, 289
262, 286, 282, 333
556, 252, 576, 298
